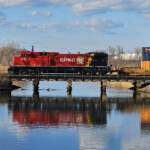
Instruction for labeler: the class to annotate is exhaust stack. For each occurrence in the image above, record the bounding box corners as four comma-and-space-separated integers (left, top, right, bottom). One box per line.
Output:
32, 45, 34, 52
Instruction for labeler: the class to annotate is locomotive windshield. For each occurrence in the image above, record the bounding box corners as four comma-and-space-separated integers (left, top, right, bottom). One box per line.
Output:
39, 52, 48, 56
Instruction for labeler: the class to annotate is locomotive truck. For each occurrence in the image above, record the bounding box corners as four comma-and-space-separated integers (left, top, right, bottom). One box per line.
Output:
8, 49, 110, 75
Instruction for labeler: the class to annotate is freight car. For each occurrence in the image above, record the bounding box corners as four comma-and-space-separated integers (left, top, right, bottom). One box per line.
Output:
141, 47, 150, 70
8, 49, 110, 75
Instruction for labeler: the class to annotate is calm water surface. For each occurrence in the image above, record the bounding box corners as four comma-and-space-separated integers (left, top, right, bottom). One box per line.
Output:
0, 81, 150, 150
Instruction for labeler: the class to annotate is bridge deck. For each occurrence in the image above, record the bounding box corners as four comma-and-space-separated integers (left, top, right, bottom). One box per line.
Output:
5, 73, 150, 81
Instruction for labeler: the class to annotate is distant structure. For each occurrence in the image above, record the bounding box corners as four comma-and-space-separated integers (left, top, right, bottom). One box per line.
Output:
108, 52, 141, 68
113, 53, 141, 60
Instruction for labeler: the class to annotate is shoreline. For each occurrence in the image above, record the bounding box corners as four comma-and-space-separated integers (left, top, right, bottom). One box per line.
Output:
106, 81, 133, 90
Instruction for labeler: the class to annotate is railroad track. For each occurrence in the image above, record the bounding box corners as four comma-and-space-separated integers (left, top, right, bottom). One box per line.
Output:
4, 73, 150, 81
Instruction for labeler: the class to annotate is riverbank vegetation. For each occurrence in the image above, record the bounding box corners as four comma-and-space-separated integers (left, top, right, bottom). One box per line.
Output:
0, 42, 25, 66
0, 42, 25, 74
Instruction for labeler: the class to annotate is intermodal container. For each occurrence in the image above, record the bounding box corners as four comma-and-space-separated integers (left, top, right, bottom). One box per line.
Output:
141, 47, 150, 70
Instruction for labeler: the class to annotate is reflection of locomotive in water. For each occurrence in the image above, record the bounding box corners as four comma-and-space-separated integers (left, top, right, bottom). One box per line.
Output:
13, 111, 90, 126
8, 50, 110, 75
8, 99, 107, 126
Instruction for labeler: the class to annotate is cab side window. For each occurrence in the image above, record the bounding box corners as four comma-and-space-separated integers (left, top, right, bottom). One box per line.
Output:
21, 54, 30, 57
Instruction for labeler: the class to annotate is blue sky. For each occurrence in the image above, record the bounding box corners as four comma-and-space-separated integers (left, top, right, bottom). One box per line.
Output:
0, 0, 150, 53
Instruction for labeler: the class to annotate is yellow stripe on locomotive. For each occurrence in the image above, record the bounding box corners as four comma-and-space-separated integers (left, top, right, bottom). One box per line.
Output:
86, 53, 95, 67
143, 48, 150, 51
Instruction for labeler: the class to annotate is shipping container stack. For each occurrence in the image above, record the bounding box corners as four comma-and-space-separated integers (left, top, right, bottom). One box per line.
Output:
141, 47, 150, 70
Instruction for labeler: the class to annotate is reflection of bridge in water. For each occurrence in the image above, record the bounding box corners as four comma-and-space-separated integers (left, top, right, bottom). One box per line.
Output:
1, 94, 150, 150
1, 92, 150, 131
8, 96, 107, 127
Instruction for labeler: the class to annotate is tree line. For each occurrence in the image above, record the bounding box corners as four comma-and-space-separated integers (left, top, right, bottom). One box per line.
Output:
108, 45, 141, 68
108, 45, 141, 58
0, 42, 26, 66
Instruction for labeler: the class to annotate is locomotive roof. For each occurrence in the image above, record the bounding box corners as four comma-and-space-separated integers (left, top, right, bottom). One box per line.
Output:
19, 51, 108, 55
88, 52, 108, 55
20, 51, 59, 54
89, 51, 107, 53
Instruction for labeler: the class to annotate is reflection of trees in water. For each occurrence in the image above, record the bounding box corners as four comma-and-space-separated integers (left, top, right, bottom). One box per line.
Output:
8, 98, 107, 127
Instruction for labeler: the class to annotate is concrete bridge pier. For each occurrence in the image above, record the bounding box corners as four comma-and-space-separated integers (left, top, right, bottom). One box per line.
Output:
101, 80, 107, 101
67, 80, 72, 96
133, 80, 141, 100
133, 80, 137, 100
133, 80, 138, 91
33, 79, 39, 93
8, 79, 12, 88
33, 79, 39, 100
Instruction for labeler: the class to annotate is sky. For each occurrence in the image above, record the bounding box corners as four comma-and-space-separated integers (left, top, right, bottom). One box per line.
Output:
0, 0, 150, 53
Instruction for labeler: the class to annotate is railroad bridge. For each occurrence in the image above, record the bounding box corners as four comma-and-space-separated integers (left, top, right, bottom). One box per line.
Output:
0, 73, 150, 100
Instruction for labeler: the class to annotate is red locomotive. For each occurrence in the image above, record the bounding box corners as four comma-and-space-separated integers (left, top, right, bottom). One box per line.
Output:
8, 48, 109, 75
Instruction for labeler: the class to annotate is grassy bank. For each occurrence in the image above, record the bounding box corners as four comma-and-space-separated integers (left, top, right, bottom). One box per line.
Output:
0, 65, 8, 74
106, 81, 133, 89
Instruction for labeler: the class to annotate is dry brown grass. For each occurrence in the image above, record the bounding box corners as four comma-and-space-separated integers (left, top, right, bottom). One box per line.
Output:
106, 81, 133, 89
0, 65, 8, 74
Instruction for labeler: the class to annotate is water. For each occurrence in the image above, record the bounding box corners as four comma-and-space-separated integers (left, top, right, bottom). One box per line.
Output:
0, 81, 150, 150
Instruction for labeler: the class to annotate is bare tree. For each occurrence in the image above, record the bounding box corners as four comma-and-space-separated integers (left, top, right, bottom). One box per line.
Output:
108, 46, 116, 56
116, 45, 124, 59
0, 42, 25, 66
135, 47, 141, 61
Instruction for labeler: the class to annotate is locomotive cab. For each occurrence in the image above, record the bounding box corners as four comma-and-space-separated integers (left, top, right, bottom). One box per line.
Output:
20, 51, 31, 57
89, 52, 108, 67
